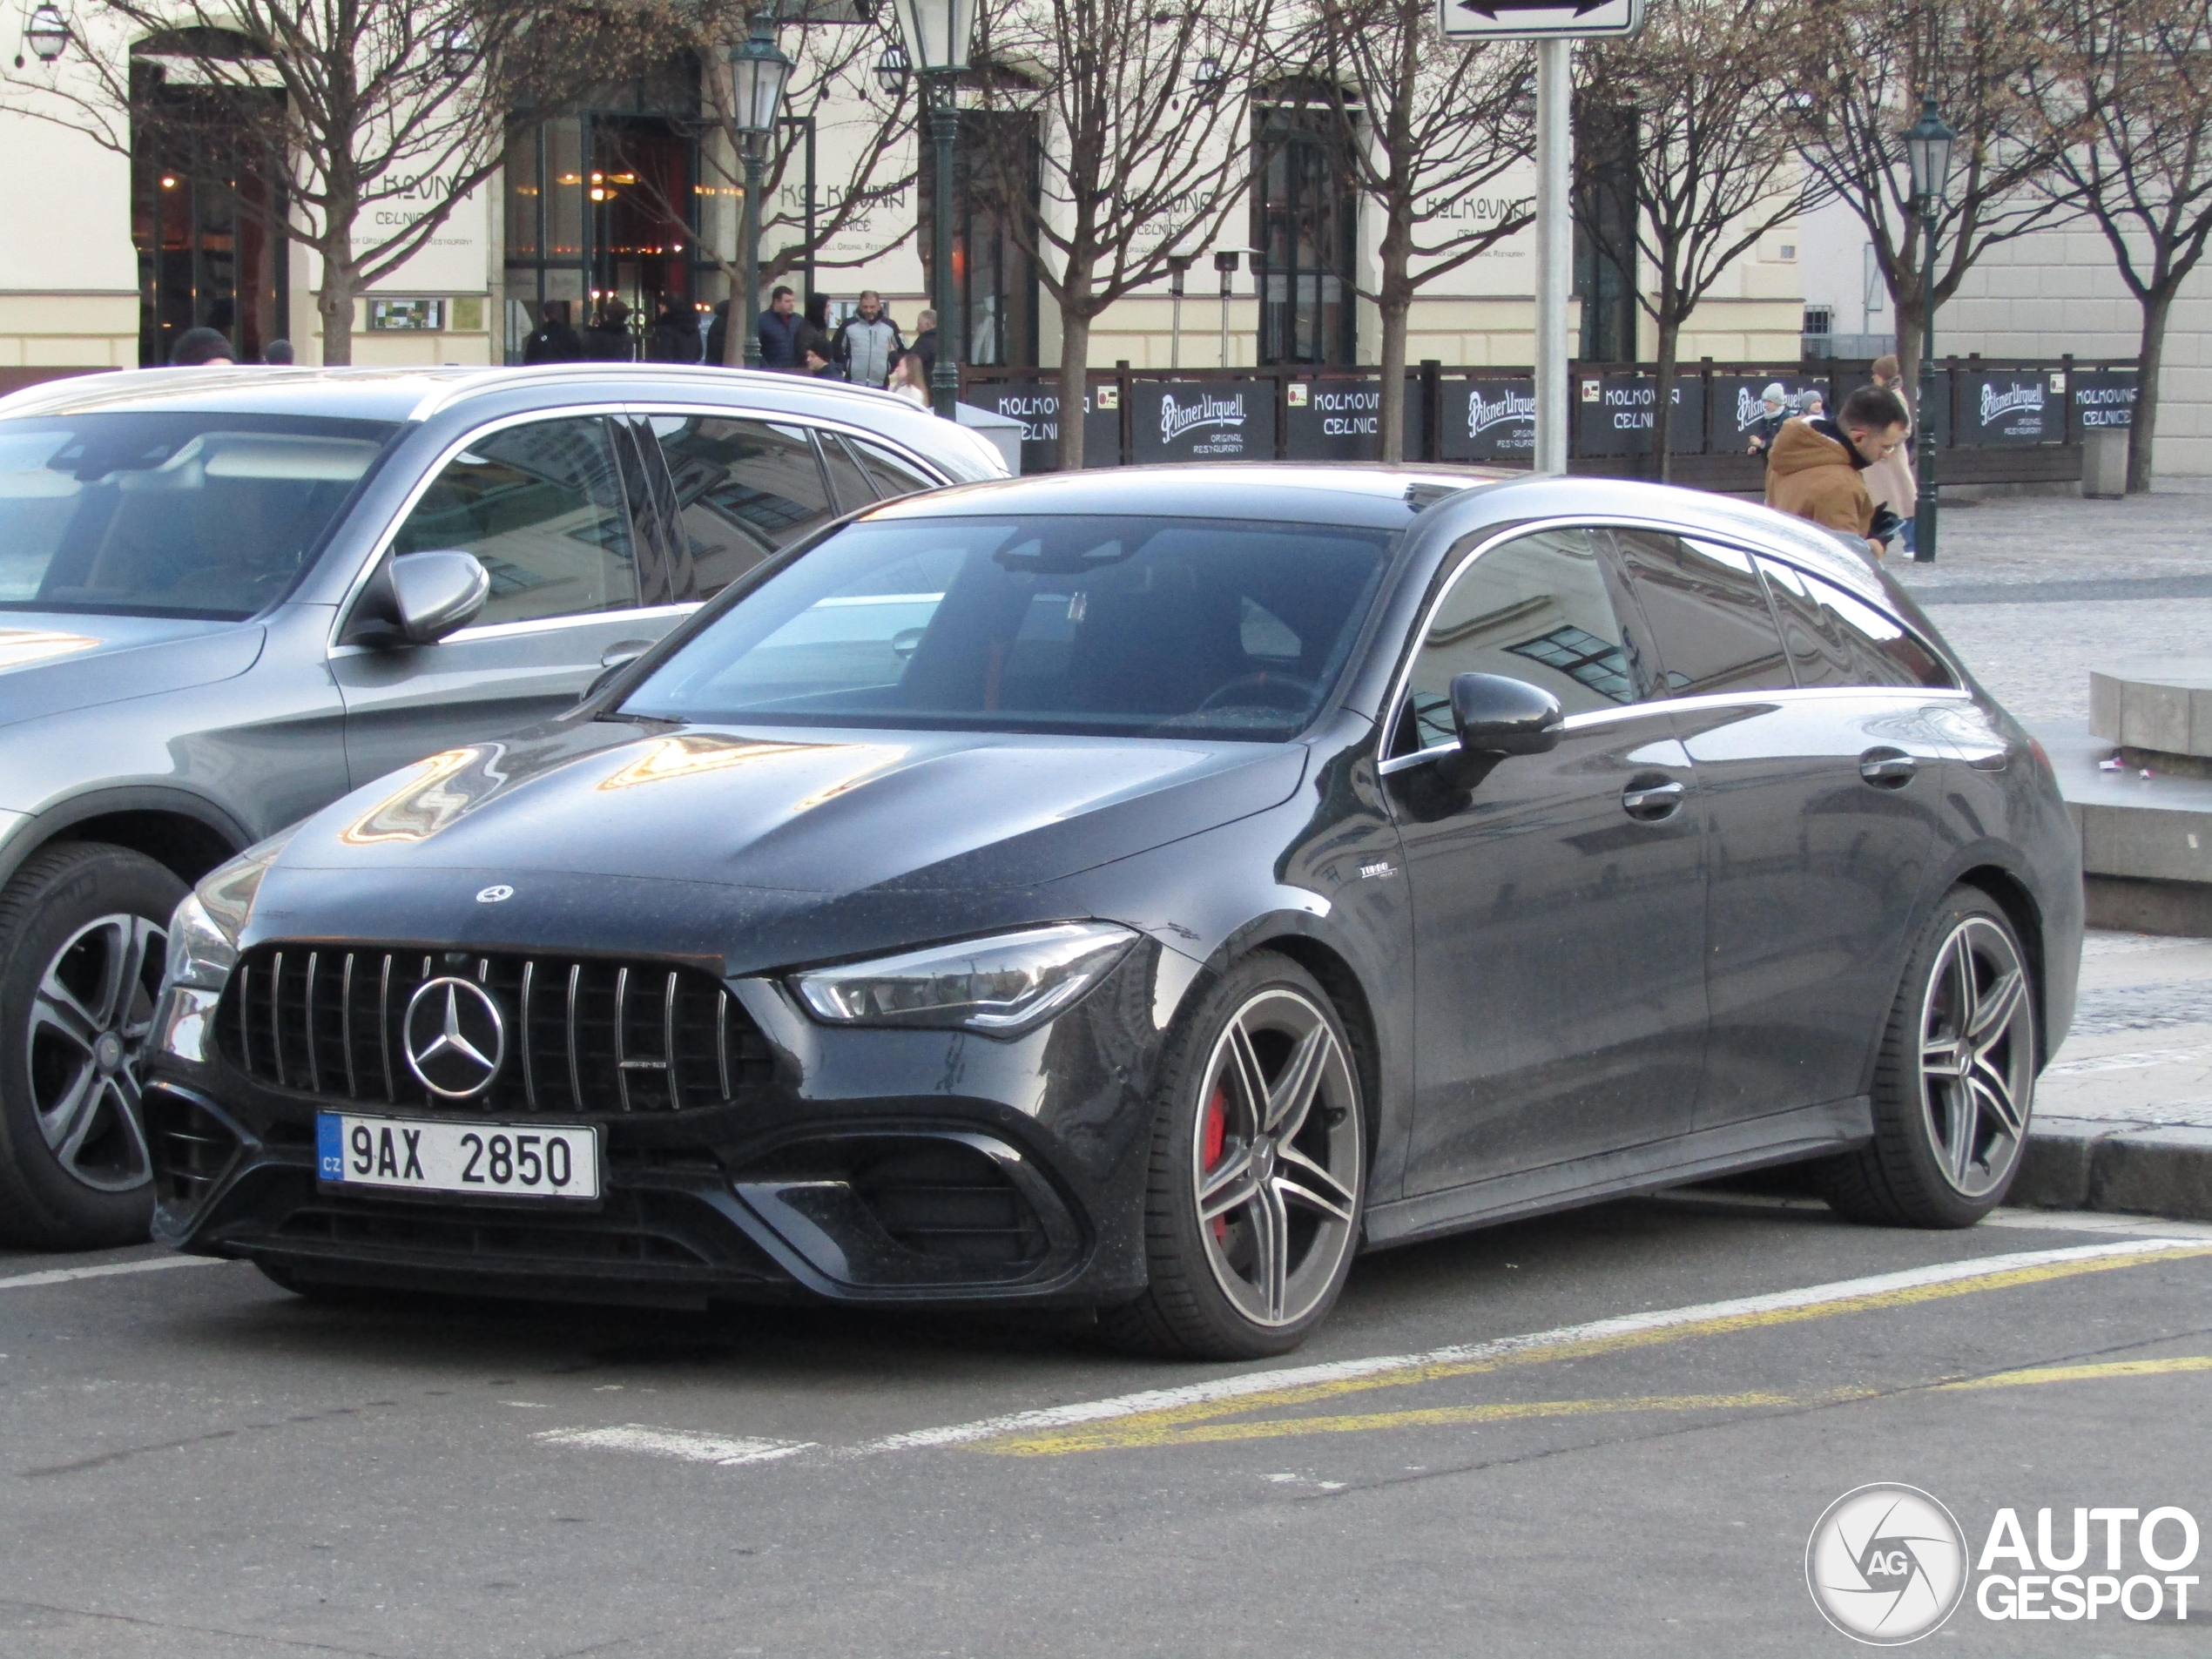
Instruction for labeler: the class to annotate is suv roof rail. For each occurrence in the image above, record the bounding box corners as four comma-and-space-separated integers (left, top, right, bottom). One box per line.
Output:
404, 362, 921, 422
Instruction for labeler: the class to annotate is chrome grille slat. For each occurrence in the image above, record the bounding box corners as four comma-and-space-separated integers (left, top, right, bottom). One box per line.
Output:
219, 946, 767, 1116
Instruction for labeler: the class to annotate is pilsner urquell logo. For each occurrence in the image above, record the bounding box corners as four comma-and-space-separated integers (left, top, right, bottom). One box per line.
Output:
1979, 382, 2042, 425
1159, 391, 1246, 442
1468, 388, 1535, 436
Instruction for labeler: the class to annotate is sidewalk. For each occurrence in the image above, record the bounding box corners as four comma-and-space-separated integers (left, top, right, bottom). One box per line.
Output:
1884, 482, 2212, 1218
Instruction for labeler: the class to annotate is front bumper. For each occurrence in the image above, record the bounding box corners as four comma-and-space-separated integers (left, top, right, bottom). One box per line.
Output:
144, 947, 1176, 1311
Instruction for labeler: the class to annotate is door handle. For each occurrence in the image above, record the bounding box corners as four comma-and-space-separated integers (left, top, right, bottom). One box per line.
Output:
1621, 779, 1687, 821
1858, 747, 1920, 789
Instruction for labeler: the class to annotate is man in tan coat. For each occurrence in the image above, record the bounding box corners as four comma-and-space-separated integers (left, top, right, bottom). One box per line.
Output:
1764, 383, 1912, 562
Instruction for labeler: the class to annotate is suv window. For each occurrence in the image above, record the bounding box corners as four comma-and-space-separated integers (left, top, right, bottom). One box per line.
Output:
1758, 556, 1955, 690
814, 433, 880, 514
1400, 526, 1642, 751
390, 415, 640, 624
650, 416, 836, 597
843, 435, 937, 500
1614, 530, 1793, 698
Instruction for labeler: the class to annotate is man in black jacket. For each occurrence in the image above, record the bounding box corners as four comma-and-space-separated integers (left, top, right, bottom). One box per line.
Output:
521, 302, 583, 364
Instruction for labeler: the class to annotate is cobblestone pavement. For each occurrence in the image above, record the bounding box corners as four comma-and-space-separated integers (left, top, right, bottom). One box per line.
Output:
1885, 478, 2212, 724
2043, 930, 2212, 1130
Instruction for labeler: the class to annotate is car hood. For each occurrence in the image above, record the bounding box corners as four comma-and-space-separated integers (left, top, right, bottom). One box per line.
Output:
0, 611, 264, 729
251, 721, 1308, 972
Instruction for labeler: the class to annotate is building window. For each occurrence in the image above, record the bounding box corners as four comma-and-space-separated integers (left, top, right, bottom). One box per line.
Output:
917, 108, 1041, 369
130, 31, 288, 367
1573, 100, 1636, 362
1251, 98, 1359, 367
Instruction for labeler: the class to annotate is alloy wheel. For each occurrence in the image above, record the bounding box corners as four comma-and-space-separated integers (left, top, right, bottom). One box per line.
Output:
25, 912, 165, 1192
1916, 915, 2034, 1200
1190, 988, 1363, 1328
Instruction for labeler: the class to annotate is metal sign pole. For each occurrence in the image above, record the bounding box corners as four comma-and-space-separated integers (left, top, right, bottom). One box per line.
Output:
1534, 36, 1572, 476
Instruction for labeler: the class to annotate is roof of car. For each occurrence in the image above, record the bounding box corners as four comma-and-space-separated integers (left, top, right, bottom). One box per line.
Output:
0, 362, 948, 428
867, 463, 1519, 529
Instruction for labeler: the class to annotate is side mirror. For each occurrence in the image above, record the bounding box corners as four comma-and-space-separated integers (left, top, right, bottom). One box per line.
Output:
387, 550, 489, 645
1432, 672, 1563, 791
579, 645, 650, 705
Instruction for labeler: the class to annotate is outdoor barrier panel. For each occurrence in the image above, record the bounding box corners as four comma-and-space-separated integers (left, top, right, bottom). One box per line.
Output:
961, 356, 2128, 474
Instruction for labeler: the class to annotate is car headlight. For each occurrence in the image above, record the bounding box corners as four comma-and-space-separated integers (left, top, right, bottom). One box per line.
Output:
790, 921, 1137, 1038
163, 829, 295, 992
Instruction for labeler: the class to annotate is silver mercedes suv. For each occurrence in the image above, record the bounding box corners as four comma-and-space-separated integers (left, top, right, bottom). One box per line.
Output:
0, 363, 1007, 1248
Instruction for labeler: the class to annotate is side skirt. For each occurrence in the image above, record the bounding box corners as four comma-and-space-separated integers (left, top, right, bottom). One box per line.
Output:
1361, 1096, 1872, 1250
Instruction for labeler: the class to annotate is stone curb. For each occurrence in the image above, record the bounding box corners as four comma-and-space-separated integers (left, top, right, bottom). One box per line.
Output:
2016, 1116, 2212, 1222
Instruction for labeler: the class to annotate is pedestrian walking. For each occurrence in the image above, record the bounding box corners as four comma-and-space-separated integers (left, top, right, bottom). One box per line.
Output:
1764, 383, 1911, 563
833, 290, 904, 388
262, 339, 294, 365
758, 287, 804, 369
522, 302, 583, 364
583, 298, 634, 361
887, 349, 931, 408
646, 298, 698, 363
801, 341, 841, 378
1745, 381, 1789, 458
168, 327, 235, 366
909, 307, 939, 383
1865, 353, 1919, 555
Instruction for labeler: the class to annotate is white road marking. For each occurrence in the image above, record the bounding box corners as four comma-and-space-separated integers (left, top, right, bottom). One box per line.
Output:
1982, 1207, 2212, 1241
536, 1425, 817, 1467
0, 1255, 226, 1293
851, 1238, 2208, 1455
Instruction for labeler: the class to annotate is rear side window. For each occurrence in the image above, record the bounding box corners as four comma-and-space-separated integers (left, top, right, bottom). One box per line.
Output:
844, 436, 937, 499
814, 432, 880, 514
1401, 526, 1643, 750
390, 415, 640, 624
1758, 557, 1954, 690
650, 416, 836, 597
1614, 530, 1793, 698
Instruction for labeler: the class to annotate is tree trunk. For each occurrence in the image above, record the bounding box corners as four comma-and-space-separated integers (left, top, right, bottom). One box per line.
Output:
1055, 308, 1091, 471
318, 245, 356, 367
1377, 293, 1410, 464
724, 294, 748, 368
2128, 285, 2173, 495
1651, 313, 1680, 483
1892, 285, 1924, 402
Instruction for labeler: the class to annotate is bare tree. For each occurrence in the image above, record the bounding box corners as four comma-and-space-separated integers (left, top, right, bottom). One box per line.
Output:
1791, 0, 2073, 394
1291, 0, 1530, 460
3, 0, 617, 364
969, 0, 1276, 468
1574, 0, 1817, 478
2027, 0, 2212, 491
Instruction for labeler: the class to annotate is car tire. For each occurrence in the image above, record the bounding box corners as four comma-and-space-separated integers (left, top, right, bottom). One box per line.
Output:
1818, 888, 2038, 1229
0, 842, 186, 1250
1100, 953, 1366, 1361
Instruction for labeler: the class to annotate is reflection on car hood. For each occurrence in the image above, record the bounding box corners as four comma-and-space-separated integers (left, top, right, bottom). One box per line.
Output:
0, 611, 264, 729
253, 721, 1308, 968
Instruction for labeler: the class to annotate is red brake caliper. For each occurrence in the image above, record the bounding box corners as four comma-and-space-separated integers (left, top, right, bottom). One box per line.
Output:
1202, 1085, 1230, 1241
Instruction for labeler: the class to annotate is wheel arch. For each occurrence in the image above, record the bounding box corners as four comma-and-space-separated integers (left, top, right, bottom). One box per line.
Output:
1, 789, 251, 894
1952, 862, 2049, 1066
1228, 931, 1386, 1166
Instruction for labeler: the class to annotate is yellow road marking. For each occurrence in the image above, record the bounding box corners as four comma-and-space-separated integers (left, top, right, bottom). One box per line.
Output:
981, 1247, 2212, 1456
1941, 1355, 2212, 1390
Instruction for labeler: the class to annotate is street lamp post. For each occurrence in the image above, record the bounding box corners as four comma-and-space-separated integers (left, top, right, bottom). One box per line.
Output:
892, 0, 976, 418
1903, 97, 1956, 564
728, 13, 793, 372
1213, 251, 1238, 368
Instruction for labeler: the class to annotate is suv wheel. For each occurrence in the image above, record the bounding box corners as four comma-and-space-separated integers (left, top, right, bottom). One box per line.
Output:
0, 843, 186, 1249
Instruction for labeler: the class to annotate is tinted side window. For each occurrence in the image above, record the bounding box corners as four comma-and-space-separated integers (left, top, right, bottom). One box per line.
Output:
845, 436, 937, 499
814, 432, 880, 513
1614, 530, 1792, 698
1401, 526, 1642, 750
1760, 557, 1954, 689
651, 416, 835, 597
390, 415, 640, 624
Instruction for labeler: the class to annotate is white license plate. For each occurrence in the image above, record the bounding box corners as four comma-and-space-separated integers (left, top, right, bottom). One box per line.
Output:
316, 1113, 601, 1201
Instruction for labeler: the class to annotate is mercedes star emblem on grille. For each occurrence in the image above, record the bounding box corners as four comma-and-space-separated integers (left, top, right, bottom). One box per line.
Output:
402, 977, 508, 1099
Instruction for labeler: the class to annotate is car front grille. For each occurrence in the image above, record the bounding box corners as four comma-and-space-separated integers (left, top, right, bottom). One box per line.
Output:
218, 946, 772, 1115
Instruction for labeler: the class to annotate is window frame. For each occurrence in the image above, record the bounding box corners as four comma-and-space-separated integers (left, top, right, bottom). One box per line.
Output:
1378, 515, 1966, 774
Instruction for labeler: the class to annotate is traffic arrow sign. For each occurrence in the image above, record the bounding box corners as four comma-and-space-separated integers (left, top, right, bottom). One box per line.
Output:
1439, 0, 1642, 37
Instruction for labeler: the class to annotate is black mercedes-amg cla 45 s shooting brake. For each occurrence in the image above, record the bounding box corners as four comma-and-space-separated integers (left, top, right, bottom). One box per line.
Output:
143, 467, 2080, 1359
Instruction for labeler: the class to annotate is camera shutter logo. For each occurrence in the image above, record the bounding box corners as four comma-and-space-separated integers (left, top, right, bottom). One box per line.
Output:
1805, 1484, 1968, 1644
403, 977, 508, 1099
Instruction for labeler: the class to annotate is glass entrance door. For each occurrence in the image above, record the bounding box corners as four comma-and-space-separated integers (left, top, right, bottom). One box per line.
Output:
1252, 104, 1358, 366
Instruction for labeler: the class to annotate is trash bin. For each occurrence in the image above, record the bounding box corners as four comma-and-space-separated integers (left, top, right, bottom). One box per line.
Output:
2082, 426, 2128, 498
955, 402, 1024, 475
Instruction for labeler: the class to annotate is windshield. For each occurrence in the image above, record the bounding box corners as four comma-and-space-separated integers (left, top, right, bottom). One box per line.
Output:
622, 514, 1396, 740
0, 413, 397, 619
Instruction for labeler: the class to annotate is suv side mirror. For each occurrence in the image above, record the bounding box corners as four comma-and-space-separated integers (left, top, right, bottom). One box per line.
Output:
1451, 671, 1565, 757
350, 550, 489, 648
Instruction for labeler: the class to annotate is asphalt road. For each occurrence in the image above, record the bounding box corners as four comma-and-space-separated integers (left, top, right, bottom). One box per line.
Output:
4, 1197, 2210, 1657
